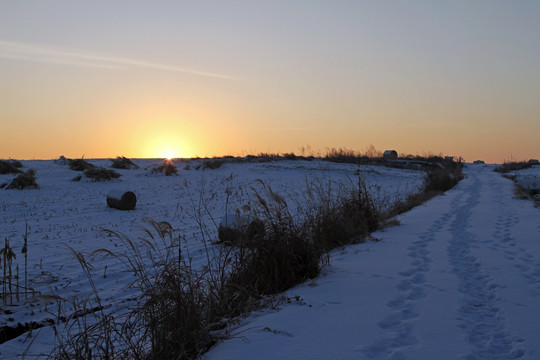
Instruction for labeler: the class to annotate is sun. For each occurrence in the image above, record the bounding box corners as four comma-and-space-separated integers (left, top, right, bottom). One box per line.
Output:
161, 148, 180, 160
142, 131, 189, 159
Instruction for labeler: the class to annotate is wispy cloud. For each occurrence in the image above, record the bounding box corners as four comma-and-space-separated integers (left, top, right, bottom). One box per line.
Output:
0, 40, 236, 80
250, 126, 316, 132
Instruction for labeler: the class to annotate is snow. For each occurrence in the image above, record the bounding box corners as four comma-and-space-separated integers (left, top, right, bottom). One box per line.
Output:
512, 165, 540, 193
203, 165, 540, 360
0, 158, 422, 358
1, 160, 539, 359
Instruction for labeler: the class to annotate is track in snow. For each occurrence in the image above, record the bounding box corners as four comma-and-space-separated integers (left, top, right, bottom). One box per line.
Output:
203, 165, 540, 360
447, 171, 525, 359
363, 167, 537, 359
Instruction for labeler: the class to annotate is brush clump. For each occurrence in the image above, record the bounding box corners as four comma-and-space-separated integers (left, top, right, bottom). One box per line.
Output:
84, 168, 122, 182
68, 158, 96, 171
152, 161, 179, 176
110, 156, 139, 169
6, 169, 39, 190
0, 160, 23, 175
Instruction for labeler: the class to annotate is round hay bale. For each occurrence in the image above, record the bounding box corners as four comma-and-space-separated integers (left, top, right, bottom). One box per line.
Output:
107, 190, 137, 210
217, 213, 265, 247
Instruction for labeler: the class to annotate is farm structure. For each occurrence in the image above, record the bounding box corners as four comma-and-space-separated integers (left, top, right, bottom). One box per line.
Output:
383, 150, 398, 159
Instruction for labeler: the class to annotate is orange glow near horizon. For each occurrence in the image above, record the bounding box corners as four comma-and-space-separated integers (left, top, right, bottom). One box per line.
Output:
2, 3, 540, 164
147, 138, 186, 160
153, 138, 183, 159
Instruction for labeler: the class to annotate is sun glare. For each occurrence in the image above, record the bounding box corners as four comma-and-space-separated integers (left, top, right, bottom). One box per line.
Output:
141, 130, 191, 159
161, 148, 180, 160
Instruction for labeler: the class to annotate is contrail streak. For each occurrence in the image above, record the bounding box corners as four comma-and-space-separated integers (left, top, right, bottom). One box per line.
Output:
0, 40, 236, 80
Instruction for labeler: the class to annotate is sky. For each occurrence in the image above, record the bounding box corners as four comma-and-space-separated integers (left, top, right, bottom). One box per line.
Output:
1, 1, 539, 163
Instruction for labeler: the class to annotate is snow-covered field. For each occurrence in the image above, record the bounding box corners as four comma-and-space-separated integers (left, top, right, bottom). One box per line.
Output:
2, 160, 540, 359
0, 158, 424, 358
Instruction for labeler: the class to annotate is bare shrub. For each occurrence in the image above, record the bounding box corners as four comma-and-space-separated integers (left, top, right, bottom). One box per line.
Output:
111, 156, 139, 169
6, 169, 39, 190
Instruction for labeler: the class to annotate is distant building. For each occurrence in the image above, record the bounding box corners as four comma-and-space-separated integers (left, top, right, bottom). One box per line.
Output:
529, 159, 539, 165
473, 160, 485, 165
383, 150, 398, 159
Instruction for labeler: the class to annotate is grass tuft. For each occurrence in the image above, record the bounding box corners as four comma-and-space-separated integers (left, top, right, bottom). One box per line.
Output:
68, 159, 96, 172
84, 168, 122, 182
6, 169, 39, 190
494, 161, 534, 173
202, 159, 225, 170
0, 160, 23, 175
110, 156, 139, 169
152, 161, 179, 176
386, 160, 463, 217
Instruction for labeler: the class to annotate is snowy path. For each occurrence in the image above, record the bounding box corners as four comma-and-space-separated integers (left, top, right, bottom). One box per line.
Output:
205, 165, 540, 360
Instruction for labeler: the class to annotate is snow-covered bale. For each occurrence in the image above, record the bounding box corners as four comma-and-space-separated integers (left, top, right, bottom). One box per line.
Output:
218, 213, 265, 246
383, 150, 398, 159
106, 190, 137, 210
55, 156, 69, 166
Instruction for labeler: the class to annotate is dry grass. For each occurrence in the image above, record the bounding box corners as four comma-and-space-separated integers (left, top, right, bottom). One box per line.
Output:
110, 156, 139, 170
84, 168, 122, 182
503, 175, 540, 207
49, 221, 221, 359
50, 246, 128, 359
299, 176, 380, 250
217, 218, 265, 247
0, 160, 23, 175
202, 159, 225, 170
152, 161, 178, 176
6, 169, 39, 190
494, 161, 534, 173
48, 159, 464, 359
324, 148, 366, 164
69, 159, 96, 172
386, 161, 464, 217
